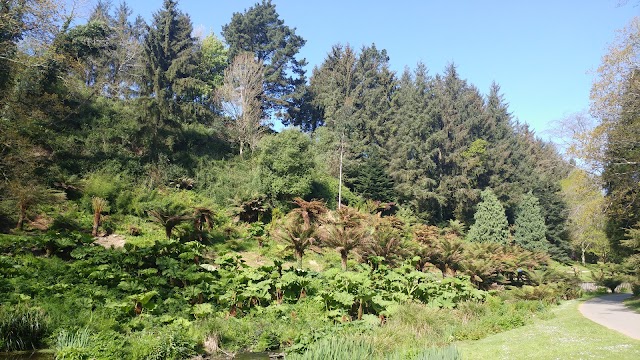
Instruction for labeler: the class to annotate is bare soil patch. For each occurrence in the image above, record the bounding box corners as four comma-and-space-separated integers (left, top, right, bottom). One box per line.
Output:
94, 234, 126, 249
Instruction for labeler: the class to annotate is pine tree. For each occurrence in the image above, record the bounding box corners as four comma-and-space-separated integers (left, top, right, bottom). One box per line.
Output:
514, 194, 548, 252
222, 0, 306, 120
467, 189, 509, 244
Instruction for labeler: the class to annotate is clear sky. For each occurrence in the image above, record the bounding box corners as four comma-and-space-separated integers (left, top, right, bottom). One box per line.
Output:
72, 0, 638, 137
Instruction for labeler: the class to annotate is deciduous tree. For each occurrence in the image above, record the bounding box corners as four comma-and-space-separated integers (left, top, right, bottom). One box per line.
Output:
217, 52, 264, 156
222, 0, 306, 120
561, 169, 609, 264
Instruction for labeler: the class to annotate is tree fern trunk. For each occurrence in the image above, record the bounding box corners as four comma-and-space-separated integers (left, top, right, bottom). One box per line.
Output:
92, 212, 101, 237
341, 251, 348, 271
296, 250, 303, 268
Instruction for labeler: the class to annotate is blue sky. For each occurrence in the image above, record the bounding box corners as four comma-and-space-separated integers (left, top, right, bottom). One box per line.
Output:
73, 0, 638, 137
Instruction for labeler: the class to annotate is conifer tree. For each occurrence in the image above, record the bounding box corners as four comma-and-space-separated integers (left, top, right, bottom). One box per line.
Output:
432, 64, 486, 223
222, 0, 306, 121
467, 189, 509, 244
387, 64, 441, 220
139, 0, 203, 162
309, 43, 395, 192
349, 150, 395, 202
514, 194, 548, 252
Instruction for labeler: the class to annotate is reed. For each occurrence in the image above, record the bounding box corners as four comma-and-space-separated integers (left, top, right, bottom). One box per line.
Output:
0, 305, 49, 351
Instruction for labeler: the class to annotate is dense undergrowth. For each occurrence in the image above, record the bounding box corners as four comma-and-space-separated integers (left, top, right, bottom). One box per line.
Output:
0, 217, 579, 359
0, 163, 584, 359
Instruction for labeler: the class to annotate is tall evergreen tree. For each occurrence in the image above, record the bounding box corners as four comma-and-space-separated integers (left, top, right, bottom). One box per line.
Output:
348, 150, 395, 202
309, 43, 396, 192
514, 194, 548, 252
222, 0, 307, 121
431, 64, 486, 223
139, 0, 202, 162
467, 189, 509, 244
387, 64, 441, 220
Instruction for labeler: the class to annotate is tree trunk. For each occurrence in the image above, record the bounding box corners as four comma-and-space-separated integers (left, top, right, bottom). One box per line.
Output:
341, 251, 348, 271
16, 202, 27, 230
357, 299, 363, 320
16, 212, 25, 231
581, 248, 586, 266
165, 225, 173, 239
338, 134, 344, 209
296, 250, 303, 269
92, 212, 101, 237
439, 264, 447, 278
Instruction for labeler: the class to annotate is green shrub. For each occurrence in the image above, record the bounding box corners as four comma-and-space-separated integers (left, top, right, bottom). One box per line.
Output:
50, 213, 86, 233
130, 325, 196, 360
89, 330, 128, 359
510, 285, 559, 304
632, 283, 640, 296
0, 234, 40, 254
0, 305, 49, 351
596, 277, 624, 293
83, 172, 122, 203
592, 264, 627, 293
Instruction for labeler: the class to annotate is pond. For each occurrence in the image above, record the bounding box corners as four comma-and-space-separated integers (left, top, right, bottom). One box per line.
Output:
0, 352, 53, 360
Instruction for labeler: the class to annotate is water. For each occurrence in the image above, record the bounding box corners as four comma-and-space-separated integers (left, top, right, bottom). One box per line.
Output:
0, 352, 54, 360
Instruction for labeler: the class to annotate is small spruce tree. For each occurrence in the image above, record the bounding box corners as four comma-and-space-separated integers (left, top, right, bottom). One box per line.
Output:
467, 189, 509, 244
514, 193, 549, 252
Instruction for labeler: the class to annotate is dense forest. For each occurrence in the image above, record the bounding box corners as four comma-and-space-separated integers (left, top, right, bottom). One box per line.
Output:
0, 0, 638, 359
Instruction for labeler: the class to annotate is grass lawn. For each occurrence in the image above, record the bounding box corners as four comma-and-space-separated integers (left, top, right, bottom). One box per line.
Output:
624, 296, 640, 313
457, 299, 640, 360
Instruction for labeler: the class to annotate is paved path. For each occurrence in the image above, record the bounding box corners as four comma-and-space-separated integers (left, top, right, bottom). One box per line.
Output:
579, 293, 640, 340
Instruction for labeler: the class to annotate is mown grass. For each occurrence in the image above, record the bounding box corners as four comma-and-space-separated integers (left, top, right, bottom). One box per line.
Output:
457, 299, 640, 359
549, 260, 595, 282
